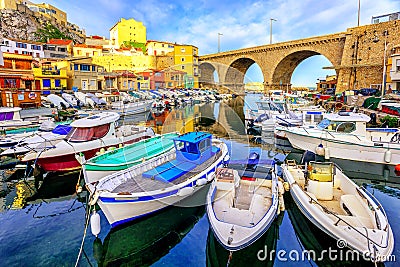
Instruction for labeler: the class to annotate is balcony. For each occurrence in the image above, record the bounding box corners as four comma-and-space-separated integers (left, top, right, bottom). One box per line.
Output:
42, 69, 60, 75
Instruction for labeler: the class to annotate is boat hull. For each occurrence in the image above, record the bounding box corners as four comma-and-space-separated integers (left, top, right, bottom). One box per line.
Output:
284, 129, 400, 165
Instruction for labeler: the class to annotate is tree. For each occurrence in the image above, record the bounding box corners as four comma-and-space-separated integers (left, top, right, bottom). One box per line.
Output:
35, 23, 70, 42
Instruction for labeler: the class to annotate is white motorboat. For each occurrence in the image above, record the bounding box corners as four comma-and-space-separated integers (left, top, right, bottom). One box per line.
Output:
279, 111, 400, 165
62, 93, 79, 107
22, 112, 155, 172
0, 107, 33, 130
74, 92, 95, 108
86, 132, 229, 227
47, 94, 71, 109
281, 160, 394, 261
206, 167, 279, 251
1, 124, 72, 156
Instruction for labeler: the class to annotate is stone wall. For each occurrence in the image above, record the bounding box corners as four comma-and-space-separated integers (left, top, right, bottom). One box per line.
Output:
0, 8, 84, 43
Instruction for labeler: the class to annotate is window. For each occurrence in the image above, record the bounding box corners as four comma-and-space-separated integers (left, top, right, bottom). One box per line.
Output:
181, 66, 185, 70
31, 45, 42, 50
36, 53, 40, 57
2, 59, 12, 69
66, 124, 110, 142
396, 59, 400, 72
181, 48, 185, 52
43, 79, 51, 87
181, 57, 185, 62
55, 79, 61, 87
74, 64, 79, 70
15, 60, 31, 70
4, 79, 17, 88
92, 66, 96, 72
80, 64, 90, 71
16, 42, 27, 48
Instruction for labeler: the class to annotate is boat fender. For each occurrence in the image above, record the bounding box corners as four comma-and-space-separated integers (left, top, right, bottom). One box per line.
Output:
324, 147, 330, 160
278, 181, 285, 195
315, 144, 325, 156
283, 182, 290, 192
177, 187, 194, 197
196, 178, 207, 186
279, 194, 285, 211
89, 191, 100, 206
395, 164, 400, 176
99, 148, 106, 155
384, 150, 391, 163
90, 211, 101, 237
207, 172, 216, 182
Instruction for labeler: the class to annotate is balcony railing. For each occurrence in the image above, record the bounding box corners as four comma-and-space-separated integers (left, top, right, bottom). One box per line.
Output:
42, 69, 60, 75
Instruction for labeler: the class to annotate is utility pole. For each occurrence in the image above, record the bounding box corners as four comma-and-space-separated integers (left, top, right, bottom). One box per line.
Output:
218, 33, 223, 53
270, 18, 277, 44
357, 0, 361, 26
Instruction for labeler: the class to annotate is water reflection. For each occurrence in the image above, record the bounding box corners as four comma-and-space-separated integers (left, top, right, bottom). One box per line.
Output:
284, 194, 379, 267
94, 202, 205, 266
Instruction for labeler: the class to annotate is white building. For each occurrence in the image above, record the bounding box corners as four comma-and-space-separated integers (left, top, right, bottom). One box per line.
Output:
0, 38, 45, 59
389, 45, 400, 92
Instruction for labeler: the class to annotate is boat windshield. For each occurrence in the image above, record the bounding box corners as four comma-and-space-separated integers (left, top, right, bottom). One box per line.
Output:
66, 124, 110, 142
317, 119, 356, 133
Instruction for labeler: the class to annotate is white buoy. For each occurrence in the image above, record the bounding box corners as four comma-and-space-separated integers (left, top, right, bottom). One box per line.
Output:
315, 145, 325, 156
177, 187, 194, 196
90, 211, 101, 237
384, 150, 392, 163
196, 178, 207, 186
324, 147, 330, 160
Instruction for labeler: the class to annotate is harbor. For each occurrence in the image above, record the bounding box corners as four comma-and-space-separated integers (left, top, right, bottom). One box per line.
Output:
0, 95, 399, 266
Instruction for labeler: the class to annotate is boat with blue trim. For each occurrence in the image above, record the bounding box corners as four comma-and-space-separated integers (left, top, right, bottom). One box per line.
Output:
86, 131, 229, 227
82, 132, 179, 184
206, 165, 280, 251
279, 111, 400, 165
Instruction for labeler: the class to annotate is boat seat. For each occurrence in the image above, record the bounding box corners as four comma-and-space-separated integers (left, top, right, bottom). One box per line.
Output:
142, 159, 196, 182
340, 195, 371, 220
307, 180, 333, 200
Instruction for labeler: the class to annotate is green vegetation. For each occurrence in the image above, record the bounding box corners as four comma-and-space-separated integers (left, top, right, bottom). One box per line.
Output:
35, 23, 70, 42
380, 115, 398, 128
121, 41, 146, 52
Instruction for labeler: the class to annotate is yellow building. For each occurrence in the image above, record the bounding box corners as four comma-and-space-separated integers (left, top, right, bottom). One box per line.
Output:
110, 18, 146, 48
26, 2, 67, 26
146, 40, 175, 56
33, 61, 67, 90
92, 52, 155, 73
73, 44, 103, 57
0, 0, 18, 10
173, 44, 199, 88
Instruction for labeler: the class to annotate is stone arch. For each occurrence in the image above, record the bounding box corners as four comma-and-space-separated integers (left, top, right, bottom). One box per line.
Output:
199, 62, 217, 88
272, 49, 338, 87
225, 57, 258, 85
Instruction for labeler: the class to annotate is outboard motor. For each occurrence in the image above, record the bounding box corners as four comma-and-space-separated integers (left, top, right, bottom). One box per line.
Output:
300, 150, 316, 165
246, 152, 260, 170
370, 113, 377, 125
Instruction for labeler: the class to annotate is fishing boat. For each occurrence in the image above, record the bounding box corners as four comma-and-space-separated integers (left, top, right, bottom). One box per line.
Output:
206, 167, 280, 251
279, 111, 400, 166
22, 112, 155, 172
281, 160, 394, 261
82, 132, 179, 184
86, 132, 229, 227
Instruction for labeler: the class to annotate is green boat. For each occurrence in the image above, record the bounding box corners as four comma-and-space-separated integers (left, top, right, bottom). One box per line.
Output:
83, 132, 178, 184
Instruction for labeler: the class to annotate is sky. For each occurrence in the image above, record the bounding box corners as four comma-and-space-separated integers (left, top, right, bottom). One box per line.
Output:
44, 0, 400, 87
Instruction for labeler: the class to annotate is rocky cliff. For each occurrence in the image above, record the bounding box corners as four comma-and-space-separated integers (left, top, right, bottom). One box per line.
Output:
0, 9, 84, 43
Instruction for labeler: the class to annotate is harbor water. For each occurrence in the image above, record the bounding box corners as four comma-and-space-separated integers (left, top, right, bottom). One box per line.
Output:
0, 94, 399, 266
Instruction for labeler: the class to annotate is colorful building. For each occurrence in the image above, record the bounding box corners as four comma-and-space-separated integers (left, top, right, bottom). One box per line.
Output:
32, 60, 67, 91
55, 58, 104, 91
73, 44, 103, 57
0, 38, 45, 58
92, 51, 155, 73
110, 18, 146, 48
0, 53, 41, 107
146, 40, 175, 56
173, 44, 199, 88
44, 39, 73, 59
316, 75, 337, 93
164, 69, 186, 89
26, 2, 67, 26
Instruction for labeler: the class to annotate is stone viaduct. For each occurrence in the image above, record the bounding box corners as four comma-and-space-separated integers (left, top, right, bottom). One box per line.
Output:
199, 20, 400, 94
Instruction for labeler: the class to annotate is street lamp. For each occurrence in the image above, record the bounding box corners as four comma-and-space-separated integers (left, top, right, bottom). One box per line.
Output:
270, 18, 277, 44
382, 31, 389, 96
218, 33, 223, 53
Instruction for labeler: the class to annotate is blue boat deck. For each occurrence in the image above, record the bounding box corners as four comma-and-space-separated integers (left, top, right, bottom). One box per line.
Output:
142, 160, 196, 182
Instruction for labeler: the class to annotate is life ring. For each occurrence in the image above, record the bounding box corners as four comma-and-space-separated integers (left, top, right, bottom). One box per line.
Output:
28, 92, 37, 100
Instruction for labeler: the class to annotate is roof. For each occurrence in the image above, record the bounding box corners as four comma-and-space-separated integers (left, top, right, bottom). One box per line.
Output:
2, 53, 33, 60
74, 44, 102, 49
175, 132, 212, 143
324, 112, 370, 122
71, 112, 120, 127
48, 39, 73, 45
